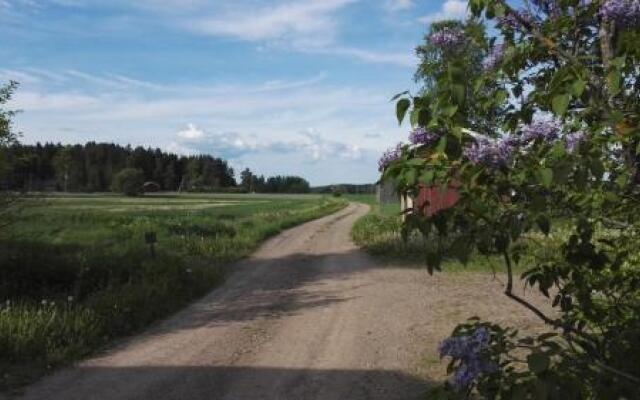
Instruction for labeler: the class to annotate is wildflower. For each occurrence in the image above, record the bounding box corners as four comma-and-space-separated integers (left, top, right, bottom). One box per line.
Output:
67, 296, 74, 302
429, 27, 466, 49
439, 327, 497, 390
483, 43, 506, 72
408, 127, 438, 146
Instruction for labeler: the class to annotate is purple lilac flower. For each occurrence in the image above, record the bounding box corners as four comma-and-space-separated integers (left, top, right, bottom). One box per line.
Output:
439, 328, 497, 390
464, 137, 517, 168
483, 43, 506, 72
498, 9, 535, 29
521, 120, 562, 142
408, 127, 438, 146
378, 143, 403, 171
600, 0, 640, 26
429, 27, 466, 49
565, 131, 585, 153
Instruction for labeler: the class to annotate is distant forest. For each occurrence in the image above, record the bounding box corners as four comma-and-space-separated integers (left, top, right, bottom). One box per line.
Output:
1, 142, 310, 194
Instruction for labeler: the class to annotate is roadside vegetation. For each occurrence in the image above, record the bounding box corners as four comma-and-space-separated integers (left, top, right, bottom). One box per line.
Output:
0, 193, 345, 391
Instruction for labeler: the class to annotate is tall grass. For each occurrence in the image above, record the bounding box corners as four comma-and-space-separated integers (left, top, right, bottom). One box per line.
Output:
0, 194, 346, 391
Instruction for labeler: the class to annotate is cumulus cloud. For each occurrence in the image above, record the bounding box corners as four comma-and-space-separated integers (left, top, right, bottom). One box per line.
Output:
419, 0, 468, 23
177, 123, 205, 140
173, 125, 364, 163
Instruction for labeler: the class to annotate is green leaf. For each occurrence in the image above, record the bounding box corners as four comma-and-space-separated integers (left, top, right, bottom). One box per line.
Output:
536, 215, 551, 236
451, 84, 465, 104
528, 352, 550, 374
537, 168, 553, 188
570, 79, 586, 97
607, 70, 621, 96
421, 170, 435, 185
442, 105, 459, 118
552, 94, 571, 116
396, 98, 411, 125
390, 91, 409, 102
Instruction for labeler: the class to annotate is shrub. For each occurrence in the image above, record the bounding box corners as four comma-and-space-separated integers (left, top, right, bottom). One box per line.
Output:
111, 168, 144, 196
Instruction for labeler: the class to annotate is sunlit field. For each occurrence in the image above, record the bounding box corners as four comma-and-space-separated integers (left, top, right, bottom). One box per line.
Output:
0, 193, 345, 390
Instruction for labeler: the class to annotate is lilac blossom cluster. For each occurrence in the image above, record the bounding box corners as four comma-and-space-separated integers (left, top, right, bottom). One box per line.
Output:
408, 127, 438, 146
439, 328, 497, 390
600, 0, 640, 27
464, 137, 516, 168
521, 119, 562, 142
565, 131, 585, 153
463, 120, 585, 168
483, 43, 506, 72
378, 143, 403, 171
498, 9, 535, 29
429, 27, 466, 49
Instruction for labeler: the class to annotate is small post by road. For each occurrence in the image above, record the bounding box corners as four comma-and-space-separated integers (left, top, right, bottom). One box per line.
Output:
145, 231, 157, 260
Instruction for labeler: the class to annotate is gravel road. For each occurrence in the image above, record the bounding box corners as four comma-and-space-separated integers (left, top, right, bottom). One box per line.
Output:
15, 202, 546, 400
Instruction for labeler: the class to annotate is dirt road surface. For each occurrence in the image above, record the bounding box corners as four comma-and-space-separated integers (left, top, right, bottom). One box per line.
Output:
15, 203, 546, 400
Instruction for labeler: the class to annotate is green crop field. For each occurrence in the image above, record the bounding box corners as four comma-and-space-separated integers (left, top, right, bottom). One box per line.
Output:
0, 193, 346, 391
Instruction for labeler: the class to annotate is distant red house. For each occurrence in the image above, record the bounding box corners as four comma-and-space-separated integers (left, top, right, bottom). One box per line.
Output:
401, 184, 459, 218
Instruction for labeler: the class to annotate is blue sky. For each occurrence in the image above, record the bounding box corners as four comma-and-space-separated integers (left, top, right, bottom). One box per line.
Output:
0, 0, 469, 185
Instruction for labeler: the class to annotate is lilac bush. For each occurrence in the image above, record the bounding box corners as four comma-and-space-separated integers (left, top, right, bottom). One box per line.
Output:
389, 0, 640, 397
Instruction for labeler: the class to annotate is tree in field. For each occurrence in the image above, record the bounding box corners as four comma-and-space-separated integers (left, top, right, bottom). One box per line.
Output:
0, 81, 19, 226
240, 168, 254, 192
112, 168, 144, 196
385, 0, 640, 397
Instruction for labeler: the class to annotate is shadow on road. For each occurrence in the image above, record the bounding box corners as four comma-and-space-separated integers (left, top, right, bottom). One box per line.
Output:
19, 365, 432, 400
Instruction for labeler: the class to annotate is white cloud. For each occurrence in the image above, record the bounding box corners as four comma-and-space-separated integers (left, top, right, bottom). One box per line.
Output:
188, 0, 355, 46
419, 0, 468, 23
305, 47, 416, 68
385, 0, 414, 11
177, 123, 205, 140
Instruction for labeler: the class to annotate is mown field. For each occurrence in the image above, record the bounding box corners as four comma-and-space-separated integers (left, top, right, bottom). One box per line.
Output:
0, 193, 346, 391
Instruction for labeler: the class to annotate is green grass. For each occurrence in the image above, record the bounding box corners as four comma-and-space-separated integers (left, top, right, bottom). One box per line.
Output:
351, 201, 533, 273
0, 193, 346, 392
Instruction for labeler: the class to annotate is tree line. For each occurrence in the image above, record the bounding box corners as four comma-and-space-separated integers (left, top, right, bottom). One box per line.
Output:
1, 142, 310, 194
239, 168, 310, 194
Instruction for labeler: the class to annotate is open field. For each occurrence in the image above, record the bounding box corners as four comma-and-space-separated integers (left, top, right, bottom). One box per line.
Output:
0, 193, 346, 392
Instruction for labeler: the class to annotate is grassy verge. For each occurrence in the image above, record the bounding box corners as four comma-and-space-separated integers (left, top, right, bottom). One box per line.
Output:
350, 199, 535, 273
0, 194, 346, 392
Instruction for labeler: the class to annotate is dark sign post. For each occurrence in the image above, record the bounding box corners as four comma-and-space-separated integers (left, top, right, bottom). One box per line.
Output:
145, 232, 157, 260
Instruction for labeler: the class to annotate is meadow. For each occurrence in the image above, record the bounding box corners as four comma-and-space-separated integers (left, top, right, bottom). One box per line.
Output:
0, 193, 346, 391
